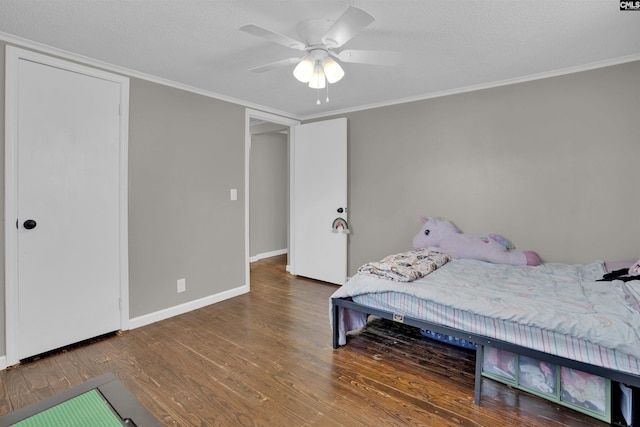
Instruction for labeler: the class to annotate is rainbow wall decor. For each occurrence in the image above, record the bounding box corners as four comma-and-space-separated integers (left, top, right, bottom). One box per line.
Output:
331, 217, 350, 233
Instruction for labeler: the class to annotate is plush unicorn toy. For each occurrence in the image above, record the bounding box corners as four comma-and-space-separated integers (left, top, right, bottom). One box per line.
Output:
412, 216, 541, 266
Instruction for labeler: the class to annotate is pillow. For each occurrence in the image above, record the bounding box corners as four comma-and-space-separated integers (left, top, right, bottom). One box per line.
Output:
604, 259, 637, 273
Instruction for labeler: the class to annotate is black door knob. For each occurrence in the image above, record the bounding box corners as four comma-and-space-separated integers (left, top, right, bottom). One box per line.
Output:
23, 219, 37, 230
337, 208, 344, 213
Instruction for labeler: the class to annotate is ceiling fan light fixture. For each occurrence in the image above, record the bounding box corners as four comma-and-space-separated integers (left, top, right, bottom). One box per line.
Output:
308, 63, 326, 89
322, 58, 344, 84
293, 57, 314, 83
241, 6, 396, 104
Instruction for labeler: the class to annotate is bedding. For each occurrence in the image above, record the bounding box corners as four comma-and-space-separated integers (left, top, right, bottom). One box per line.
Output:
357, 249, 450, 282
331, 258, 640, 376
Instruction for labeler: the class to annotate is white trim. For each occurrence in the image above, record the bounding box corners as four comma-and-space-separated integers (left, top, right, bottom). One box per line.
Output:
118, 76, 131, 333
288, 125, 297, 277
245, 109, 300, 289
4, 46, 130, 366
0, 31, 303, 121
250, 249, 288, 263
301, 54, 640, 120
128, 285, 249, 329
1, 285, 249, 370
4, 46, 19, 367
3, 31, 638, 123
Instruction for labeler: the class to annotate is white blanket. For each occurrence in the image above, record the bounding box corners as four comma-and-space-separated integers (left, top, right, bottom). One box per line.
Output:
331, 259, 640, 356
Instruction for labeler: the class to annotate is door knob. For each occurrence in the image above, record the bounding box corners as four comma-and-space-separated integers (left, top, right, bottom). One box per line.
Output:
23, 219, 37, 230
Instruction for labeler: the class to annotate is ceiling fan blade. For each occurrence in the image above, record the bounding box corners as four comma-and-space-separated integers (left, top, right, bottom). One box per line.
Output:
335, 49, 401, 66
249, 57, 301, 73
240, 24, 306, 50
321, 7, 375, 48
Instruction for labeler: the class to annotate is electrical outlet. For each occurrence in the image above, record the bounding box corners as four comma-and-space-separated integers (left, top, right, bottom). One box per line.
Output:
177, 278, 186, 293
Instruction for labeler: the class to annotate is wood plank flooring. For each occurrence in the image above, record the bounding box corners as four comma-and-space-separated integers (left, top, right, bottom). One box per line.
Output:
0, 255, 609, 426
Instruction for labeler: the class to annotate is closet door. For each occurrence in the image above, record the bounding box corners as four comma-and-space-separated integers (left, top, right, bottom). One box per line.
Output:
5, 47, 129, 363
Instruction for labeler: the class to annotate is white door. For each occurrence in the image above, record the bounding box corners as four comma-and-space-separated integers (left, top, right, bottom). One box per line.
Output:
291, 118, 348, 285
5, 47, 129, 363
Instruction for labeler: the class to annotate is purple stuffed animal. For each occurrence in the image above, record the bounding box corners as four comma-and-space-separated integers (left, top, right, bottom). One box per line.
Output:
412, 216, 541, 266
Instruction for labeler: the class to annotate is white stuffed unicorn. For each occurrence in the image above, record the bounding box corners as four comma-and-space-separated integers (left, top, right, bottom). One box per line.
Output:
412, 216, 541, 266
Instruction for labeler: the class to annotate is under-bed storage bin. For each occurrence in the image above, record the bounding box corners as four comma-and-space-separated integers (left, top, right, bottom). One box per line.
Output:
482, 347, 517, 383
481, 347, 611, 423
419, 329, 477, 350
560, 367, 610, 421
518, 356, 558, 399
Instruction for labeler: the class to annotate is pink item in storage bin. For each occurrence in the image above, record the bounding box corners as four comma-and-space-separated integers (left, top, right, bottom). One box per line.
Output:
561, 367, 607, 414
483, 347, 516, 380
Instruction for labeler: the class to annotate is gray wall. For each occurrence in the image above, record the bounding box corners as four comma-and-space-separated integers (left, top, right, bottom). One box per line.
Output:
1, 42, 246, 355
335, 60, 640, 273
128, 79, 245, 317
2, 37, 639, 356
249, 132, 288, 258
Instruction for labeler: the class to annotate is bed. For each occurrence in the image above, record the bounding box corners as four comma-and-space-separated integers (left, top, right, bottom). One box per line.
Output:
330, 251, 640, 420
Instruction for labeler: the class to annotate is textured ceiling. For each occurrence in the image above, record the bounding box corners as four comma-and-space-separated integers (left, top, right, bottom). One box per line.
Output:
1, 1, 639, 119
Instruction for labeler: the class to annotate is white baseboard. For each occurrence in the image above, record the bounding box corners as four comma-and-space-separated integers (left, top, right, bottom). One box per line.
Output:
1, 285, 250, 371
128, 284, 250, 330
250, 248, 287, 263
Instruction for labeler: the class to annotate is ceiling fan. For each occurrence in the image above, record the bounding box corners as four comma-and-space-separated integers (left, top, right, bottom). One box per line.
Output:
240, 6, 400, 101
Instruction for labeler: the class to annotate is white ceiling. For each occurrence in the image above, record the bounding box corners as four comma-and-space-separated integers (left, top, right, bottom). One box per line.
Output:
1, 1, 639, 119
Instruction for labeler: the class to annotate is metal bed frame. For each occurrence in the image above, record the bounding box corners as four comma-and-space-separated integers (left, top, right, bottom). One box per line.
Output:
332, 297, 640, 407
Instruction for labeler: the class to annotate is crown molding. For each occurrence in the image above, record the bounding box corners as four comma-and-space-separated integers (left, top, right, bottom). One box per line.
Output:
0, 31, 303, 121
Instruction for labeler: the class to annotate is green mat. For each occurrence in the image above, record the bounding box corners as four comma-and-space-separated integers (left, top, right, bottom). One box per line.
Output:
11, 390, 122, 427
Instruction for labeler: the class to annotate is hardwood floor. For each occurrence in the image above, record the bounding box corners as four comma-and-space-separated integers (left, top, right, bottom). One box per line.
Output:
0, 255, 609, 426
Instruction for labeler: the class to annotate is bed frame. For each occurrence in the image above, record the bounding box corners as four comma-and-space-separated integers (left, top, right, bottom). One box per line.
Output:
331, 297, 640, 408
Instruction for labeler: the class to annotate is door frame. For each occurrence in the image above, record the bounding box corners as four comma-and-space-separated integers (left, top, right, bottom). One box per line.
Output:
4, 46, 130, 366
244, 109, 299, 287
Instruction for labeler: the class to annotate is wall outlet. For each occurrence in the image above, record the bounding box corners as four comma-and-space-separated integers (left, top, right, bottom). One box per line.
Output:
177, 278, 186, 293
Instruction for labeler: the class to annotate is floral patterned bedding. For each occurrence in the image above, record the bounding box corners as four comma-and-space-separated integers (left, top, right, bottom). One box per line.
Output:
356, 249, 450, 282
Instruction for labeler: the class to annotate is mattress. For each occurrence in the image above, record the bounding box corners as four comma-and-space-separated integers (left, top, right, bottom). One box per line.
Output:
331, 258, 640, 376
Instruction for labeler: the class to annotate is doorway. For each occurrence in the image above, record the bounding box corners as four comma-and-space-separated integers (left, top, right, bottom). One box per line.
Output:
244, 110, 299, 286
244, 111, 348, 287
249, 119, 289, 262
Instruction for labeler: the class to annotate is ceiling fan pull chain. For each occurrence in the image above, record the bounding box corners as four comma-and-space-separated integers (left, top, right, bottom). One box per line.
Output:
316, 88, 321, 105
326, 82, 330, 103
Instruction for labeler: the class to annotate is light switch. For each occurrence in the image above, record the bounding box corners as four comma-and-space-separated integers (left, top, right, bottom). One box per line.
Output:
230, 188, 237, 201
